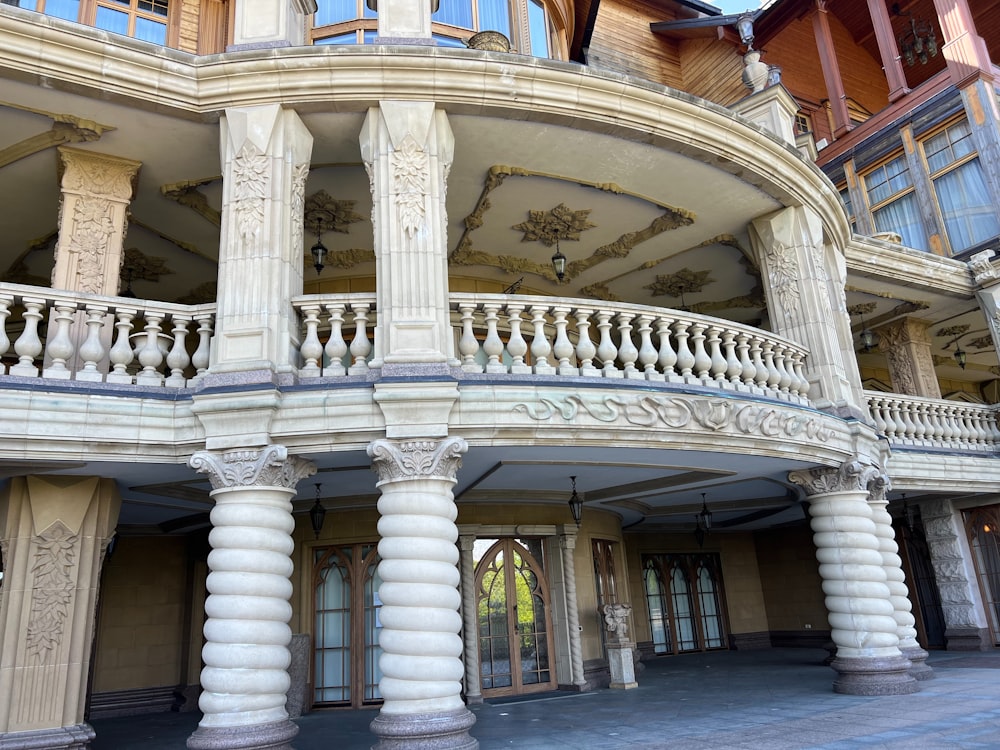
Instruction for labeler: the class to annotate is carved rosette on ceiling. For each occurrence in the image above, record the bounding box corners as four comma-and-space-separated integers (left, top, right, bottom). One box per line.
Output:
391, 135, 429, 238
512, 393, 836, 442
121, 247, 173, 284
936, 325, 970, 339
847, 302, 877, 317
26, 521, 78, 664
231, 143, 269, 253
189, 444, 316, 491
788, 458, 880, 496
644, 267, 715, 299
970, 335, 993, 350
513, 203, 597, 246
368, 437, 468, 484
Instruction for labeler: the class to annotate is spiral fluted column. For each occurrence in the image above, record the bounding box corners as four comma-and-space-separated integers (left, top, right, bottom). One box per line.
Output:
867, 474, 933, 680
457, 534, 482, 704
789, 459, 918, 695
559, 530, 588, 690
368, 438, 477, 750
187, 445, 315, 750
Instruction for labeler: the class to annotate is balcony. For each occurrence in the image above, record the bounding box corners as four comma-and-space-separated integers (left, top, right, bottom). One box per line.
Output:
866, 390, 1000, 453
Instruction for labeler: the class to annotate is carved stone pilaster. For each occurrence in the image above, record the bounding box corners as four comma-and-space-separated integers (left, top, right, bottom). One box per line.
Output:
873, 318, 941, 398
186, 446, 315, 750
52, 146, 140, 296
558, 530, 588, 691
457, 534, 482, 704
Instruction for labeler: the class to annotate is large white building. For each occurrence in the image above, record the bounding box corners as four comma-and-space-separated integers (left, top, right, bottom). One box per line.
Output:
0, 0, 998, 749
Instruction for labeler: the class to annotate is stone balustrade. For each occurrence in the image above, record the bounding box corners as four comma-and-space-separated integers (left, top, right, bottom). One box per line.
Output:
865, 391, 1000, 452
0, 283, 215, 387
291, 293, 812, 403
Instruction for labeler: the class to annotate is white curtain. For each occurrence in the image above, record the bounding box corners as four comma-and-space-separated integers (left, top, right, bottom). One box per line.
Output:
934, 159, 1000, 252
873, 193, 928, 251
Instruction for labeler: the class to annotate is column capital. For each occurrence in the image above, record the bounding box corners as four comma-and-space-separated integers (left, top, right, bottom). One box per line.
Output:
969, 249, 1000, 286
558, 527, 579, 550
189, 445, 316, 490
867, 471, 891, 505
368, 437, 467, 484
789, 458, 881, 496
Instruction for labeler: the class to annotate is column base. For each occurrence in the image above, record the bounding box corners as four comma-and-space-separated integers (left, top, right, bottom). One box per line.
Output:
830, 655, 920, 695
0, 724, 95, 750
370, 708, 478, 750
901, 645, 934, 680
186, 719, 298, 750
945, 627, 992, 651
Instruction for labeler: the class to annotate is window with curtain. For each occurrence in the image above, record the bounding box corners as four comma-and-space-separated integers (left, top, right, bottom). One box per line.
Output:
311, 0, 553, 56
13, 0, 172, 44
922, 120, 1000, 254
862, 154, 928, 251
838, 186, 856, 233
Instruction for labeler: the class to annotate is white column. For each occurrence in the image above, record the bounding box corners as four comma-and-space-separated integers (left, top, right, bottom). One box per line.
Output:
0, 477, 120, 750
368, 438, 477, 750
186, 445, 315, 750
458, 534, 482, 704
229, 0, 317, 50
372, 0, 436, 44
866, 474, 933, 680
558, 529, 588, 691
214, 104, 313, 376
789, 459, 918, 695
751, 205, 865, 415
360, 101, 456, 370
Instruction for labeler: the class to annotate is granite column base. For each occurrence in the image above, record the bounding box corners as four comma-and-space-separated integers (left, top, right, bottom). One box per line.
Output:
901, 645, 934, 680
370, 708, 478, 750
831, 655, 920, 695
0, 724, 95, 750
186, 719, 298, 750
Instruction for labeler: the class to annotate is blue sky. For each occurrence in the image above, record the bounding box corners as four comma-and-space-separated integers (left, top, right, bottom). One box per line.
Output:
711, 1, 766, 14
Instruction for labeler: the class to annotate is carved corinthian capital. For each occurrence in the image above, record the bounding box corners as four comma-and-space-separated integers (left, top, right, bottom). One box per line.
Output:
789, 458, 881, 496
368, 437, 468, 483
189, 444, 316, 490
867, 471, 891, 504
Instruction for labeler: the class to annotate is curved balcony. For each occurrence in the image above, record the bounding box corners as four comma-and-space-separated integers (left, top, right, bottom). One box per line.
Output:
866, 391, 1000, 454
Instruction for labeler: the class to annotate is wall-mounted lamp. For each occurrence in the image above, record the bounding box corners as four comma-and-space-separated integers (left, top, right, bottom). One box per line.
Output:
310, 482, 327, 539
568, 475, 583, 527
551, 240, 567, 282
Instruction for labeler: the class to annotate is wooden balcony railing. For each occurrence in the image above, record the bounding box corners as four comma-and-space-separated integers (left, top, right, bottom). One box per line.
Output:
865, 391, 1000, 453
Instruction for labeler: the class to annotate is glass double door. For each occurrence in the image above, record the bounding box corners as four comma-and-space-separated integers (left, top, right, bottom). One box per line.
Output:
475, 537, 556, 698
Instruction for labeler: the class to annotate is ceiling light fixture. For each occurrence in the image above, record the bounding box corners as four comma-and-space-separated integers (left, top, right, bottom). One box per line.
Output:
892, 3, 938, 67
567, 475, 583, 527
551, 240, 567, 282
310, 482, 327, 539
310, 230, 328, 276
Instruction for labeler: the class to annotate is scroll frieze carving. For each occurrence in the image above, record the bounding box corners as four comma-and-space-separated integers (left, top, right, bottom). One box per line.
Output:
368, 437, 468, 483
26, 521, 78, 663
232, 143, 269, 252
391, 135, 429, 238
788, 458, 879, 496
763, 241, 800, 324
512, 394, 835, 442
189, 445, 316, 490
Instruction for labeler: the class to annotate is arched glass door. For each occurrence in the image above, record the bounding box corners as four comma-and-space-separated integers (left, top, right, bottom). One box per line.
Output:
313, 543, 383, 707
475, 537, 556, 697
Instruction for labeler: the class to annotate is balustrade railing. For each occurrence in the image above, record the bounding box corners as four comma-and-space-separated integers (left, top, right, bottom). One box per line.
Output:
0, 283, 215, 388
291, 293, 811, 403
865, 391, 1000, 452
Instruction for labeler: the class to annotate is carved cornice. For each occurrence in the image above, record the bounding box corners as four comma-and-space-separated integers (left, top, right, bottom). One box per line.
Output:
512, 393, 835, 442
788, 458, 880, 496
189, 445, 316, 490
368, 437, 468, 483
0, 115, 113, 171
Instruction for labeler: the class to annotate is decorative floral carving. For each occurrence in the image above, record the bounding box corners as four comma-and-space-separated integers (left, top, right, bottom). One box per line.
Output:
847, 302, 877, 316
969, 335, 993, 350
291, 162, 310, 254
189, 445, 316, 490
763, 241, 800, 323
391, 135, 429, 238
26, 522, 78, 663
231, 144, 269, 251
968, 249, 1000, 285
121, 247, 173, 284
368, 437, 468, 483
513, 203, 597, 246
644, 268, 715, 298
936, 325, 970, 338
304, 190, 365, 236
788, 459, 879, 496
511, 394, 835, 442
68, 196, 115, 294
60, 148, 136, 201
601, 603, 632, 641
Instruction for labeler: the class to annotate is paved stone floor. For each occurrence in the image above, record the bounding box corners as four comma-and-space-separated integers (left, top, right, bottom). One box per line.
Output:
90, 648, 1000, 749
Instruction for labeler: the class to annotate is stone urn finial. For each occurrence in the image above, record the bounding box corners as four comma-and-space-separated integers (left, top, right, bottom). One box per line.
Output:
742, 50, 769, 93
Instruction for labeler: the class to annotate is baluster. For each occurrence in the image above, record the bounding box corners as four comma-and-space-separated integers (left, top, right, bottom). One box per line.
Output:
42, 302, 77, 379
898, 400, 917, 442
76, 304, 109, 383
911, 403, 928, 443
736, 333, 754, 386
869, 396, 887, 436
955, 406, 973, 448
596, 310, 621, 378
636, 314, 660, 381
165, 315, 192, 388
574, 309, 599, 377
673, 319, 695, 378
11, 297, 46, 377
324, 304, 348, 377
348, 303, 372, 375
965, 408, 985, 448
617, 313, 640, 379
552, 306, 577, 376
107, 308, 137, 384
791, 352, 810, 398
483, 303, 506, 374
299, 305, 324, 377
458, 303, 483, 373
705, 326, 726, 382
0, 295, 11, 372
749, 337, 768, 388
926, 402, 946, 444
881, 397, 899, 441
762, 342, 781, 393
507, 304, 530, 374
136, 311, 165, 385
689, 322, 710, 380
774, 345, 792, 393
722, 331, 740, 385
655, 316, 677, 380
937, 403, 956, 444
987, 408, 1000, 448
191, 313, 213, 382
530, 305, 554, 375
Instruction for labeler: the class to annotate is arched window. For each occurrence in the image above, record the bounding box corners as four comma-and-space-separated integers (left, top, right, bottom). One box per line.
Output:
642, 553, 728, 655
311, 0, 556, 57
